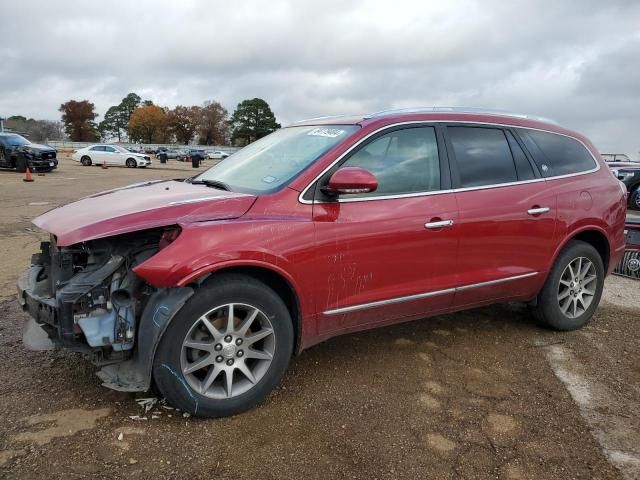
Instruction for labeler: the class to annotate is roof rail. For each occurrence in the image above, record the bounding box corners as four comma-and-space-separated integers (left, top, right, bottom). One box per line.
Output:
289, 114, 350, 125
364, 106, 558, 124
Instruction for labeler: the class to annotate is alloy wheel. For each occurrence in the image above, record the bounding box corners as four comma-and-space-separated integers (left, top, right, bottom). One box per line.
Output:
180, 303, 275, 399
557, 256, 597, 318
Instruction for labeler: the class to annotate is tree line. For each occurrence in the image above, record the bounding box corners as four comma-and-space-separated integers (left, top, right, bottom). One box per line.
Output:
57, 93, 280, 146
2, 116, 64, 143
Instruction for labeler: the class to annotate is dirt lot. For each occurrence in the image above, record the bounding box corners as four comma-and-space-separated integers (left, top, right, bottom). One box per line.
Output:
0, 156, 638, 479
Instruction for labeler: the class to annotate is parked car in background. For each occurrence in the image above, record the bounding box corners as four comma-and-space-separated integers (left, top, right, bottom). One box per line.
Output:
71, 145, 152, 168
613, 219, 640, 278
18, 108, 627, 418
602, 153, 639, 168
156, 149, 181, 160
207, 150, 230, 160
144, 147, 158, 155
0, 133, 58, 172
611, 166, 640, 210
187, 149, 207, 162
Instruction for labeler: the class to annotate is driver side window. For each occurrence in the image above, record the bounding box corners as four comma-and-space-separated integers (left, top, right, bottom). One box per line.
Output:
340, 126, 440, 198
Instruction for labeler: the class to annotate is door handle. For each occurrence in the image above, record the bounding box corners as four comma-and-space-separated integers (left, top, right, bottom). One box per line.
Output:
527, 207, 550, 215
425, 219, 454, 229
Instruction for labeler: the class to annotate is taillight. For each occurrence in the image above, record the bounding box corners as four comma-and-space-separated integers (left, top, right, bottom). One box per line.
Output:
159, 227, 181, 250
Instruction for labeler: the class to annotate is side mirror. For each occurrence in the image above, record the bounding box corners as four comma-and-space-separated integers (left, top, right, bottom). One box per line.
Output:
323, 167, 378, 196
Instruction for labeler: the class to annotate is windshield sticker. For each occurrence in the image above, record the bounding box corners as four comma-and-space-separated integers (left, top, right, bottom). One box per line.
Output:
262, 176, 277, 184
307, 128, 345, 138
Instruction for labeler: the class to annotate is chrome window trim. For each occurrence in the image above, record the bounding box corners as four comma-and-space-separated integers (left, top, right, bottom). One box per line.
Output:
298, 120, 600, 205
323, 271, 539, 315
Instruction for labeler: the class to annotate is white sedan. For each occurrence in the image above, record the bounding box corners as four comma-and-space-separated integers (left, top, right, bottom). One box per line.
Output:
207, 150, 230, 160
71, 145, 152, 168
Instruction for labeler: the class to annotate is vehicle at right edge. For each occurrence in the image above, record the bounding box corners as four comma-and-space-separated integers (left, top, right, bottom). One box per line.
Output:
18, 108, 628, 417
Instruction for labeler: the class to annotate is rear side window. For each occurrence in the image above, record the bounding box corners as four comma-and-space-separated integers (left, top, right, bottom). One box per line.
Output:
340, 126, 440, 197
516, 129, 596, 177
90, 146, 105, 151
448, 127, 517, 188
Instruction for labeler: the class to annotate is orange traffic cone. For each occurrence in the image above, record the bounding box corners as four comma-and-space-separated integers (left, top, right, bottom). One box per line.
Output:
23, 167, 34, 182
102, 160, 108, 169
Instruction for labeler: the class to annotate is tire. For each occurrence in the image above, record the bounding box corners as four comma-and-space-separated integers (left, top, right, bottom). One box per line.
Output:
126, 158, 137, 168
153, 274, 294, 417
15, 154, 27, 173
80, 156, 92, 166
533, 240, 604, 331
629, 187, 640, 211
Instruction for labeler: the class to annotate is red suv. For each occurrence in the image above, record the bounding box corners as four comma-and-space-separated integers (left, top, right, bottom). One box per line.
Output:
18, 109, 627, 417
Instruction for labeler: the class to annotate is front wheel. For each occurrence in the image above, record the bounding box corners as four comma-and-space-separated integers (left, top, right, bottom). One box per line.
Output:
80, 156, 92, 166
153, 275, 294, 417
629, 187, 640, 211
125, 158, 137, 168
533, 240, 604, 331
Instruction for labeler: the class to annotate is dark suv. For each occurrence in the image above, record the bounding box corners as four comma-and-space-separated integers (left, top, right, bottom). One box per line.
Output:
0, 133, 58, 172
610, 165, 640, 210
18, 108, 627, 417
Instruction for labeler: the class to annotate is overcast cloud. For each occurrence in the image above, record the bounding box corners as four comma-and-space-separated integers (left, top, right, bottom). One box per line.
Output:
1, 0, 639, 154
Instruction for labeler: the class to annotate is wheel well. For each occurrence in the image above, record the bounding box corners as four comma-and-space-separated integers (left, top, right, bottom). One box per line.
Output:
203, 266, 302, 353
571, 230, 610, 272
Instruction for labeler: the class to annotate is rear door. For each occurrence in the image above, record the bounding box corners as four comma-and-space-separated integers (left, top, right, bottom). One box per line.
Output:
445, 125, 557, 307
312, 124, 460, 335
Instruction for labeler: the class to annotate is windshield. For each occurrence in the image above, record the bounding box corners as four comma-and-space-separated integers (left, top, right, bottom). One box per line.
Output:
114, 146, 131, 153
194, 125, 359, 194
3, 134, 31, 146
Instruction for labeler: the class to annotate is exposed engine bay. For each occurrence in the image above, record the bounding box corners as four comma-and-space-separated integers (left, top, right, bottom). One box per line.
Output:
19, 227, 177, 364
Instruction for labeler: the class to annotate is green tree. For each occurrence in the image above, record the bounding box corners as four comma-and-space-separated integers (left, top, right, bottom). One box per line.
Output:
98, 105, 127, 141
229, 98, 280, 145
59, 100, 99, 141
167, 105, 201, 145
197, 100, 229, 145
119, 93, 142, 122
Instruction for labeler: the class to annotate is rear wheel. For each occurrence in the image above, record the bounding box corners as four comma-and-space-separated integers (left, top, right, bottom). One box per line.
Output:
80, 156, 92, 166
153, 275, 294, 417
533, 240, 604, 331
126, 158, 137, 168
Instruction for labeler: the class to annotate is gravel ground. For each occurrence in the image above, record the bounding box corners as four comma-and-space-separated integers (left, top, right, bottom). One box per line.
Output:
0, 157, 638, 479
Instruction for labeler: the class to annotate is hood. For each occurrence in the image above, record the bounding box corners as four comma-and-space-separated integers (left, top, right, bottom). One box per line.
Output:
17, 143, 55, 153
33, 180, 257, 246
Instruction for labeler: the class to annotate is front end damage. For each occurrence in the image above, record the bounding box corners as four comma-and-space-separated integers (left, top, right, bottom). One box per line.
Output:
17, 227, 195, 391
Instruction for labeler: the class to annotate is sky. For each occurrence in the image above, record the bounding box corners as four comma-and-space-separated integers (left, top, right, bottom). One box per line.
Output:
1, 0, 639, 155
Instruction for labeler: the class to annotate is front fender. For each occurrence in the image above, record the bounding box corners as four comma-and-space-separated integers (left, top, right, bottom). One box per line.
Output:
96, 286, 194, 392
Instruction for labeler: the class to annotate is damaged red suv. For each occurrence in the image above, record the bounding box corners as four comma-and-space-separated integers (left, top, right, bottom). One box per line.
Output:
19, 108, 627, 417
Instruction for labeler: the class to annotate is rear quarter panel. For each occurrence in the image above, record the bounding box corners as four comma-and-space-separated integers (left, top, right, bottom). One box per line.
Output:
545, 165, 627, 275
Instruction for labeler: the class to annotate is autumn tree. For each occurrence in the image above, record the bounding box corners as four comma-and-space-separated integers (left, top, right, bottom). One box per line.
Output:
229, 98, 280, 145
128, 105, 167, 143
167, 105, 201, 145
59, 100, 99, 141
197, 100, 230, 145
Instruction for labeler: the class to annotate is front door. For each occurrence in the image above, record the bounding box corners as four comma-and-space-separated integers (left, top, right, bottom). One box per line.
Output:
444, 125, 557, 306
312, 125, 460, 335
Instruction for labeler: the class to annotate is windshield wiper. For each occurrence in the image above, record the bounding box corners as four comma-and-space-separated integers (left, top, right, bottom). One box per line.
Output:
188, 179, 230, 191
